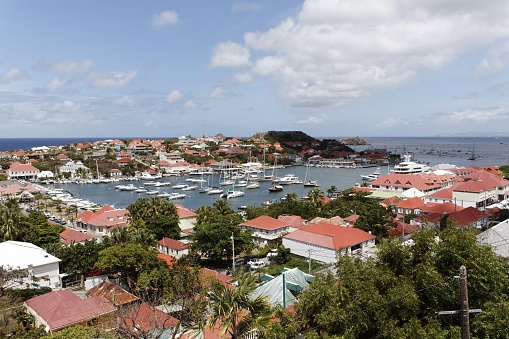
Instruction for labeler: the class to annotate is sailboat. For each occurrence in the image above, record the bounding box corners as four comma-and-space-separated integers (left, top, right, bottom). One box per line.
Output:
468, 142, 477, 161
303, 162, 319, 187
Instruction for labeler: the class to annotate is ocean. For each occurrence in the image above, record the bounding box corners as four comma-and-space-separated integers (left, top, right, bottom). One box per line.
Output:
2, 136, 508, 211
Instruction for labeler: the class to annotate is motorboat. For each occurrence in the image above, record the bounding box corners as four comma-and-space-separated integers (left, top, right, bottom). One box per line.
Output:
157, 192, 173, 198
236, 180, 247, 187
278, 174, 300, 185
207, 188, 224, 195
221, 188, 245, 199
172, 183, 187, 189
117, 184, 138, 191
135, 187, 148, 193
246, 182, 260, 189
181, 185, 198, 191
145, 190, 159, 195
154, 182, 170, 187
268, 185, 283, 192
144, 181, 157, 186
167, 192, 186, 200
393, 155, 430, 174
360, 167, 381, 181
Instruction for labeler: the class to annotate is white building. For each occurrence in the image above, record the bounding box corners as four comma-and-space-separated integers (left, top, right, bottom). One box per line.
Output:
283, 223, 376, 264
0, 241, 61, 289
59, 160, 89, 178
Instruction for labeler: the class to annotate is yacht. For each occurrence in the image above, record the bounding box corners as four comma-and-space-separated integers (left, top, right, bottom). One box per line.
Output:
268, 185, 283, 192
167, 192, 186, 200
278, 174, 300, 185
392, 155, 430, 174
360, 167, 381, 181
117, 184, 138, 191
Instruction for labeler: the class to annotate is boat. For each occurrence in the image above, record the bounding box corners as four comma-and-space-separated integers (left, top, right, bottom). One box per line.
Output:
278, 174, 300, 185
167, 192, 186, 200
303, 163, 319, 187
268, 185, 283, 192
181, 185, 198, 191
145, 190, 159, 195
135, 187, 148, 193
157, 192, 173, 198
360, 167, 381, 181
221, 188, 245, 199
139, 172, 163, 180
154, 182, 170, 187
172, 183, 187, 189
392, 154, 430, 174
207, 188, 223, 195
246, 181, 260, 189
144, 181, 157, 186
117, 184, 138, 191
236, 180, 247, 187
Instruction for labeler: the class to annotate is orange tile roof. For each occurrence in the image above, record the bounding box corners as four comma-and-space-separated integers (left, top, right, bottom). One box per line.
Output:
59, 228, 93, 245
119, 303, 179, 333
240, 215, 289, 231
158, 238, 189, 251
396, 197, 425, 209
284, 223, 375, 250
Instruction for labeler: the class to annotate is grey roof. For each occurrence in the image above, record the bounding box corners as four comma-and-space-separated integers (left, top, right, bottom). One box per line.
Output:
251, 267, 314, 307
476, 219, 509, 258
0, 241, 61, 270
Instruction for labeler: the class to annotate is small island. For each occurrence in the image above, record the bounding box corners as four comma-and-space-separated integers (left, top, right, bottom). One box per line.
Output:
340, 136, 368, 145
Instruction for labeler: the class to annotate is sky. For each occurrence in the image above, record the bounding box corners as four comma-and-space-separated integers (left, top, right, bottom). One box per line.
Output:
2, 0, 509, 139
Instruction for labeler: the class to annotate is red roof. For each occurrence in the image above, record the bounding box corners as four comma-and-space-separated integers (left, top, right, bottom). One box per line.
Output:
8, 162, 39, 173
277, 215, 308, 228
174, 204, 196, 219
421, 202, 464, 214
158, 238, 189, 251
240, 215, 289, 231
202, 268, 232, 286
157, 253, 177, 267
59, 228, 93, 245
77, 205, 129, 229
396, 197, 425, 210
119, 303, 179, 333
284, 223, 375, 250
388, 221, 421, 237
25, 290, 116, 331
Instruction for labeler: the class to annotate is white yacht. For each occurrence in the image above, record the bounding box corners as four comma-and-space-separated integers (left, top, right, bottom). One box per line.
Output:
278, 174, 300, 185
393, 155, 430, 174
360, 168, 381, 181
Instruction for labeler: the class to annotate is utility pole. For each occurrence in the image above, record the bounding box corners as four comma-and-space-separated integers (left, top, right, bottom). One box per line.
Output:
436, 266, 480, 339
307, 249, 312, 273
460, 265, 470, 339
231, 232, 235, 276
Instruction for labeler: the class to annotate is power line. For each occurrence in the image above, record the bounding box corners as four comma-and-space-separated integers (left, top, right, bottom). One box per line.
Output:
287, 275, 457, 338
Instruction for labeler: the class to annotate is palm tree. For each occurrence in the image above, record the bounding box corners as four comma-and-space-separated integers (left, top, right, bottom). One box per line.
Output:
307, 188, 324, 206
285, 192, 298, 202
207, 273, 272, 338
196, 205, 214, 225
327, 185, 337, 197
0, 203, 23, 241
213, 199, 233, 215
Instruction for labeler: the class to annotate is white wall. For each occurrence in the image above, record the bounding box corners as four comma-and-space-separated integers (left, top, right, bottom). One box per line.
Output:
282, 238, 338, 264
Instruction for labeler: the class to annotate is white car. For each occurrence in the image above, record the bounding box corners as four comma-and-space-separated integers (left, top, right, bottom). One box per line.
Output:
249, 261, 266, 270
266, 249, 278, 258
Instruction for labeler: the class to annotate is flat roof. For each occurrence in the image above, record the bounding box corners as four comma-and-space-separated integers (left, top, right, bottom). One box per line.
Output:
0, 241, 61, 270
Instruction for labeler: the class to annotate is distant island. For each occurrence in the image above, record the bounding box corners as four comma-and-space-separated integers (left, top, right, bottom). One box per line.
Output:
340, 136, 368, 145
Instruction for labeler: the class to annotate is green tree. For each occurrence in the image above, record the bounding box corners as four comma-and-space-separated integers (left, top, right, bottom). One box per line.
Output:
96, 243, 165, 290
0, 200, 23, 241
145, 214, 181, 240
127, 196, 178, 222
191, 221, 253, 261
206, 273, 272, 338
46, 326, 113, 339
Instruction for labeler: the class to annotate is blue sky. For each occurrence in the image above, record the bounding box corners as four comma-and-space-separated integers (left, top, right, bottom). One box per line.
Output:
2, 0, 509, 138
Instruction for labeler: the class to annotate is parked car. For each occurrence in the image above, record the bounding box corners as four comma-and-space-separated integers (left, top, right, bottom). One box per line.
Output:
249, 261, 266, 270
247, 258, 259, 266
266, 249, 278, 258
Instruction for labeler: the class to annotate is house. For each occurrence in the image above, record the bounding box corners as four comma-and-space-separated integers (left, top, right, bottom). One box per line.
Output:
76, 205, 129, 234
109, 168, 122, 177
118, 303, 180, 338
86, 280, 139, 307
251, 267, 314, 307
157, 238, 189, 259
59, 228, 93, 245
417, 206, 489, 230
59, 160, 89, 178
477, 219, 509, 258
24, 290, 116, 333
395, 197, 426, 215
239, 215, 294, 247
282, 223, 376, 264
201, 267, 233, 286
0, 241, 61, 289
7, 162, 40, 180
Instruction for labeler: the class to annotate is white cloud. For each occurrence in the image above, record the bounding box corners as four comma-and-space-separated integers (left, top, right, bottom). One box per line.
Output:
379, 117, 410, 128
88, 71, 137, 87
152, 10, 179, 28
232, 1, 261, 12
33, 59, 93, 73
183, 100, 197, 109
165, 90, 183, 103
438, 107, 509, 123
474, 42, 509, 79
295, 113, 328, 125
145, 119, 156, 127
209, 41, 251, 68
230, 0, 509, 109
0, 67, 26, 84
233, 72, 253, 83
45, 77, 67, 93
210, 87, 227, 99
114, 95, 136, 107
